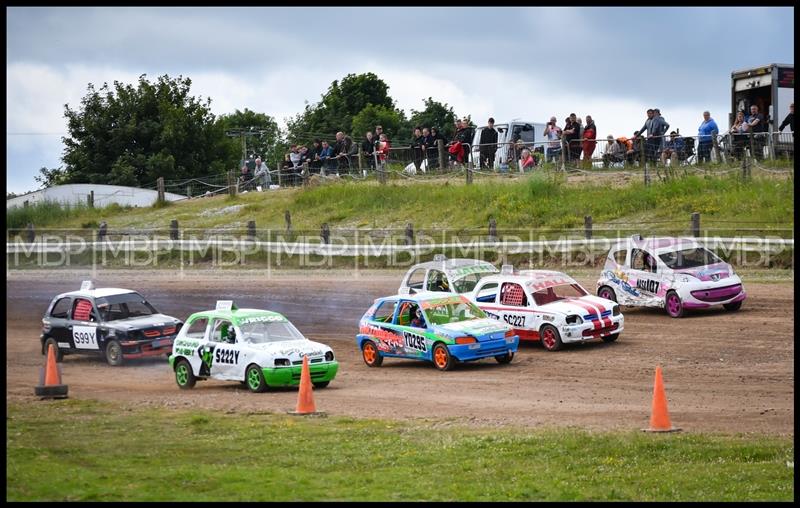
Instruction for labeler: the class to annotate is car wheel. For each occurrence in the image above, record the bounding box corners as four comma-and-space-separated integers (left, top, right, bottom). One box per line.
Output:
494, 351, 514, 364
540, 324, 563, 351
432, 343, 454, 371
361, 340, 383, 367
598, 285, 616, 302
723, 300, 743, 312
174, 359, 196, 389
43, 337, 64, 362
313, 381, 330, 389
601, 333, 619, 343
665, 291, 685, 318
104, 340, 124, 366
245, 364, 267, 393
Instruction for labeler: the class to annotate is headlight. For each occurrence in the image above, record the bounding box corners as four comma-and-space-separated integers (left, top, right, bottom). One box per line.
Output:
274, 358, 290, 367
324, 351, 334, 362
565, 315, 583, 325
612, 305, 620, 316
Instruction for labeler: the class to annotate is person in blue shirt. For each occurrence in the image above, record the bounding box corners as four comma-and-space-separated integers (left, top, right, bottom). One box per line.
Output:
660, 132, 685, 166
697, 111, 719, 164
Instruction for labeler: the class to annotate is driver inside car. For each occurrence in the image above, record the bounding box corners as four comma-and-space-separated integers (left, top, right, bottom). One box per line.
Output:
410, 306, 426, 329
431, 273, 449, 292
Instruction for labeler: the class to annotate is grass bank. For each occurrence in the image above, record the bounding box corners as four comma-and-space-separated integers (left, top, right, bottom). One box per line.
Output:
7, 399, 794, 501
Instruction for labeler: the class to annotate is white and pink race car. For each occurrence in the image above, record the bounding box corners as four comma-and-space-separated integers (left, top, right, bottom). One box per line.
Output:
463, 266, 623, 351
595, 235, 746, 318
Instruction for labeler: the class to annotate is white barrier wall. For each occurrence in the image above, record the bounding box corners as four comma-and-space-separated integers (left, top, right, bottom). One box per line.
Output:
6, 184, 187, 209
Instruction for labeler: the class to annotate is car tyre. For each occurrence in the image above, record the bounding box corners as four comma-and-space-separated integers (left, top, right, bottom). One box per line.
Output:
43, 337, 64, 362
598, 286, 617, 303
432, 343, 454, 371
361, 340, 383, 367
723, 301, 743, 312
540, 324, 563, 351
494, 351, 514, 364
313, 381, 330, 389
665, 291, 685, 318
601, 333, 619, 343
104, 339, 124, 366
245, 364, 268, 393
174, 358, 196, 389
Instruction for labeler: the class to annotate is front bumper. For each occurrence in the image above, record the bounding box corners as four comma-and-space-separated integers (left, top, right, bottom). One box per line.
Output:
448, 336, 519, 362
263, 361, 339, 387
120, 337, 175, 359
561, 315, 624, 344
678, 280, 747, 309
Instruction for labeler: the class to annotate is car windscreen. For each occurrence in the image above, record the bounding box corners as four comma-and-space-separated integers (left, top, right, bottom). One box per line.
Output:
659, 247, 721, 269
95, 293, 158, 321
451, 270, 499, 294
531, 284, 588, 306
422, 298, 487, 325
239, 319, 306, 344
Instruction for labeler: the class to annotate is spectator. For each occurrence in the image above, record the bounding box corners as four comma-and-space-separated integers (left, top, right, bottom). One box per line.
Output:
319, 140, 335, 172
448, 120, 466, 165
544, 116, 562, 164
729, 110, 750, 160
697, 111, 719, 164
298, 146, 311, 167
362, 131, 376, 169
281, 153, 294, 186
778, 102, 794, 133
411, 127, 425, 173
627, 132, 643, 165
428, 127, 444, 170
333, 131, 353, 172
563, 113, 581, 162
519, 148, 535, 172
289, 145, 302, 168
239, 163, 252, 189
635, 109, 659, 163
582, 115, 597, 168
376, 133, 391, 165
460, 118, 475, 165
309, 139, 323, 172
602, 135, 624, 167
746, 104, 766, 160
253, 157, 271, 187
374, 125, 384, 144
660, 131, 685, 166
652, 108, 671, 161
479, 117, 499, 169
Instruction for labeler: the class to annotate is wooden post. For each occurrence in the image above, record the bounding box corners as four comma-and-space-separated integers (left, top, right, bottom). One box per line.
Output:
228, 170, 237, 197
302, 162, 309, 186
405, 222, 414, 246
357, 145, 364, 173
285, 210, 292, 235
767, 132, 775, 160
584, 215, 592, 240
488, 217, 497, 243
437, 139, 446, 172
23, 200, 29, 208
466, 156, 473, 185
157, 177, 165, 204
25, 223, 35, 243
169, 219, 179, 241
186, 185, 192, 198
247, 220, 256, 240
748, 131, 755, 161
97, 221, 108, 241
277, 163, 283, 187
560, 137, 567, 172
640, 137, 649, 186
691, 212, 700, 237
320, 223, 330, 245
712, 135, 722, 164
87, 190, 94, 208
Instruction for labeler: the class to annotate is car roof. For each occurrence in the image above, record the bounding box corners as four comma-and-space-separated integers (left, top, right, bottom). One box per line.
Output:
380, 291, 466, 303
55, 288, 137, 300
186, 308, 287, 323
611, 236, 701, 253
408, 258, 498, 277
481, 270, 578, 289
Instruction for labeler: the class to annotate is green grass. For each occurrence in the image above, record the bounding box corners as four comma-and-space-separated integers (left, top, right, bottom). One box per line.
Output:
6, 167, 794, 238
6, 399, 794, 501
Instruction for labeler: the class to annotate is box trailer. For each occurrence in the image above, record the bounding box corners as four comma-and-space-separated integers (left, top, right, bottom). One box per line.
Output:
731, 63, 794, 132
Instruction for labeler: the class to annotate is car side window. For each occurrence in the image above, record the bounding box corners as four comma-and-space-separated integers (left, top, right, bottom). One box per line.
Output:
474, 282, 499, 303
210, 319, 234, 343
50, 297, 71, 319
71, 298, 97, 322
426, 269, 449, 292
613, 249, 627, 266
500, 283, 528, 307
186, 317, 209, 339
632, 249, 657, 273
406, 269, 426, 291
372, 300, 397, 323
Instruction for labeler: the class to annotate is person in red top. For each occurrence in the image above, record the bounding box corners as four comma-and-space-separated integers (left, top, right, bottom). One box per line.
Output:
582, 115, 597, 168
376, 133, 391, 164
519, 148, 536, 172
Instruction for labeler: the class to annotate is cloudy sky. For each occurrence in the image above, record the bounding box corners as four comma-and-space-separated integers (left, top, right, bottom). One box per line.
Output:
6, 6, 794, 193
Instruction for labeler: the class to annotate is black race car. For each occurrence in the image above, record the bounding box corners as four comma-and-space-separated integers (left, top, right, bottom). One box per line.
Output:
41, 281, 183, 366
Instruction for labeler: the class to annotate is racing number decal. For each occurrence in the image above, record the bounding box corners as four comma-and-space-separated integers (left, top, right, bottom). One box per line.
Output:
214, 348, 240, 365
403, 331, 427, 352
72, 326, 99, 350
503, 314, 525, 327
635, 279, 660, 294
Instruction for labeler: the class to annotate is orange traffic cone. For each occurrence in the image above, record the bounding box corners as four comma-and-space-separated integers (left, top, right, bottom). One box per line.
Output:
34, 344, 69, 399
289, 356, 324, 416
643, 365, 680, 432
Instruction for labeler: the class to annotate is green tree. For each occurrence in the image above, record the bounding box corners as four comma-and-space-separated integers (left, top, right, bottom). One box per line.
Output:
215, 108, 283, 172
408, 98, 460, 140
34, 166, 68, 188
58, 74, 230, 187
351, 104, 406, 144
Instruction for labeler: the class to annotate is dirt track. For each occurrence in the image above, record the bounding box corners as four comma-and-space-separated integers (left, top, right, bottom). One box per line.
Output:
6, 270, 794, 435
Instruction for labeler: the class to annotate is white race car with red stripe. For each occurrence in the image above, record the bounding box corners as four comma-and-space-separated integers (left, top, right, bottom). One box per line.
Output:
464, 266, 623, 351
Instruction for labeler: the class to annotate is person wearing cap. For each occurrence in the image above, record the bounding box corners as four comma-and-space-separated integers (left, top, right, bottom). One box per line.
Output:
660, 131, 684, 166
479, 117, 499, 169
602, 135, 624, 168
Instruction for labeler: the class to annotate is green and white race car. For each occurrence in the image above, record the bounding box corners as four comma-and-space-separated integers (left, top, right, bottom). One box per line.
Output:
168, 301, 338, 392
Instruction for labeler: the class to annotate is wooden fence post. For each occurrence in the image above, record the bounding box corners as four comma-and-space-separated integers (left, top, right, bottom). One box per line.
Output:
405, 222, 414, 246
97, 221, 108, 241
169, 219, 179, 241
284, 210, 292, 235
228, 170, 237, 197
712, 135, 722, 164
584, 215, 593, 240
358, 145, 364, 173
87, 190, 94, 208
302, 162, 309, 186
437, 139, 446, 172
320, 223, 330, 245
26, 223, 35, 243
691, 212, 700, 238
488, 217, 497, 243
247, 220, 256, 240
157, 177, 165, 204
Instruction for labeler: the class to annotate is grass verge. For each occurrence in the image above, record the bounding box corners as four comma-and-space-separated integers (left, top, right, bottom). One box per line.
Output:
6, 399, 794, 501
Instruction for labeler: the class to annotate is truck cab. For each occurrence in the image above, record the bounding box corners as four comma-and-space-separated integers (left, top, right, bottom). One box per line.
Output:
471, 119, 548, 170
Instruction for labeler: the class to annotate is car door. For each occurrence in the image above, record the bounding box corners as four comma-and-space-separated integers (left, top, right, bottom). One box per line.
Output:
393, 299, 430, 359
404, 267, 427, 294
471, 279, 500, 319
208, 318, 242, 380
496, 282, 531, 331
628, 248, 663, 300
69, 297, 101, 353
46, 297, 73, 348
